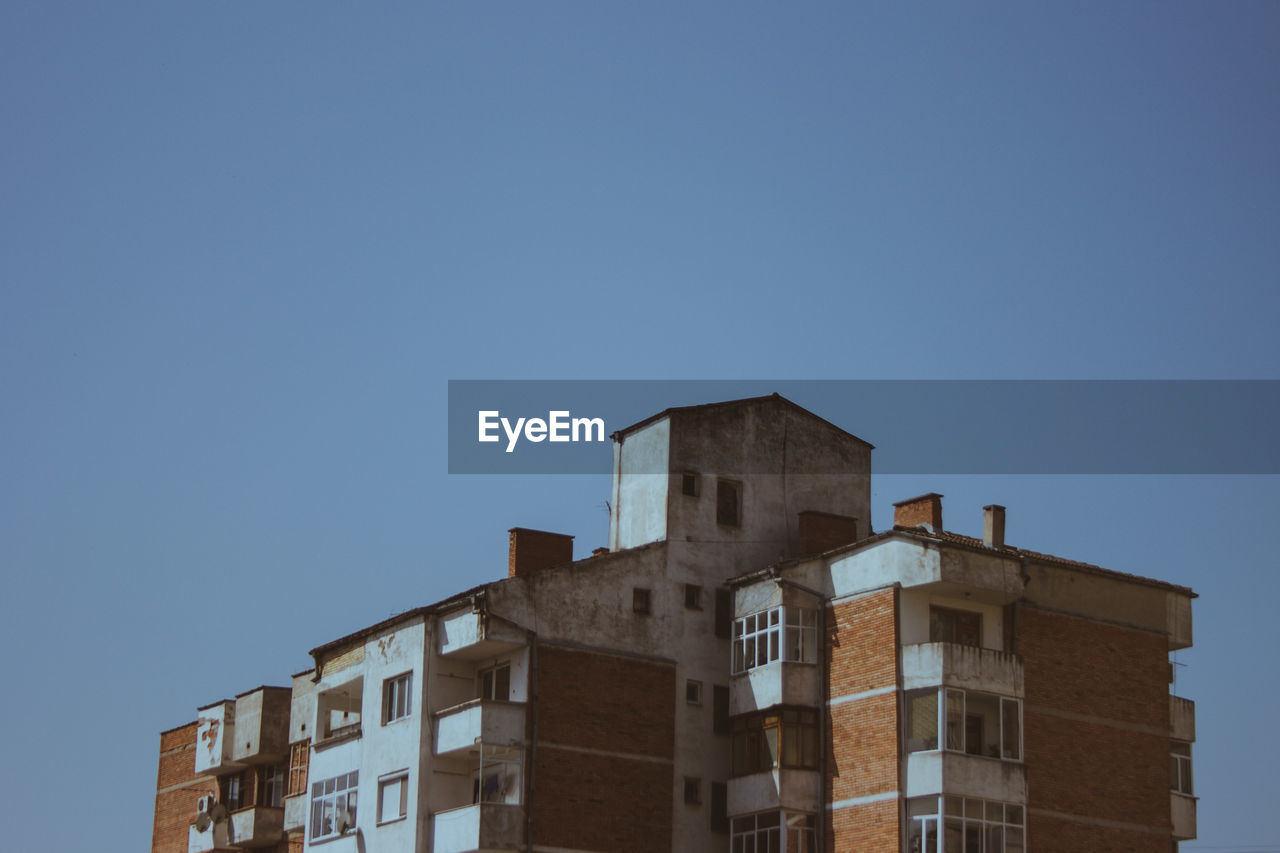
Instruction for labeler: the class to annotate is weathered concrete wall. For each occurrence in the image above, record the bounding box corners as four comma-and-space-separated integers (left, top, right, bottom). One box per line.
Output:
610, 416, 669, 550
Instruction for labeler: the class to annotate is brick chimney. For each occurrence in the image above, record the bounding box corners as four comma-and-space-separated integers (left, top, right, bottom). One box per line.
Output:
797, 511, 860, 557
983, 505, 1006, 547
508, 528, 575, 578
893, 493, 943, 530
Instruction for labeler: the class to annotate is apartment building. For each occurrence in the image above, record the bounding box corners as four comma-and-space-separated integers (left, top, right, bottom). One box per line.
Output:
151, 394, 1197, 852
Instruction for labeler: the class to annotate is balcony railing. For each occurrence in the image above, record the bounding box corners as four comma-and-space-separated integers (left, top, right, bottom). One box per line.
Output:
729, 661, 820, 716
905, 751, 1027, 803
1170, 695, 1195, 742
435, 700, 526, 758
431, 802, 522, 853
727, 768, 821, 816
902, 643, 1023, 696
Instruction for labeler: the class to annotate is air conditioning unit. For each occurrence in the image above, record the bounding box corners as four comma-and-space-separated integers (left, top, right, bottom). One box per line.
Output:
196, 795, 214, 814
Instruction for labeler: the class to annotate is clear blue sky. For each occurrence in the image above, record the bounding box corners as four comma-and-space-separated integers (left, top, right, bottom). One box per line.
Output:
2, 3, 1277, 851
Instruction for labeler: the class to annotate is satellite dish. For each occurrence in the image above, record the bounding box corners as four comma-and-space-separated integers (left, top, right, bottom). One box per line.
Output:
209, 803, 229, 821
195, 813, 212, 832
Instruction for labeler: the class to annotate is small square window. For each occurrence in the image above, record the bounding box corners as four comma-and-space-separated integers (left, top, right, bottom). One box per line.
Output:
633, 588, 651, 615
378, 772, 409, 824
383, 673, 412, 724
717, 480, 741, 527
684, 776, 702, 805
682, 472, 699, 497
686, 679, 703, 705
685, 584, 703, 611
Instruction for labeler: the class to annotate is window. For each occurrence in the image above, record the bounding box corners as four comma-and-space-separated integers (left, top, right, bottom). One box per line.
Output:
686, 679, 703, 705
731, 709, 819, 775
731, 810, 815, 853
479, 662, 511, 701
287, 740, 310, 797
378, 771, 409, 824
907, 796, 1024, 853
383, 672, 412, 724
684, 776, 702, 805
905, 689, 1022, 761
682, 472, 699, 496
717, 479, 741, 527
221, 772, 245, 810
471, 745, 522, 805
309, 771, 358, 841
732, 606, 817, 673
633, 587, 651, 615
685, 584, 703, 611
1171, 742, 1193, 795
931, 606, 983, 647
260, 763, 284, 808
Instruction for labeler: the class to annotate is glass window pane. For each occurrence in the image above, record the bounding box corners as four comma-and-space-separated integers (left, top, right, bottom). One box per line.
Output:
1001, 698, 1021, 760
908, 691, 940, 752
945, 691, 965, 751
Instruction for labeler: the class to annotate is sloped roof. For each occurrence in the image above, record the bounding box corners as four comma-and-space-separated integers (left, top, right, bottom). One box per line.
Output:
611, 392, 874, 448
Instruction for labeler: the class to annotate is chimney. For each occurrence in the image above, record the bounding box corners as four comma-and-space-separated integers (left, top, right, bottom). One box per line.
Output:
797, 511, 860, 557
983, 505, 1006, 547
508, 528, 575, 578
893, 493, 943, 530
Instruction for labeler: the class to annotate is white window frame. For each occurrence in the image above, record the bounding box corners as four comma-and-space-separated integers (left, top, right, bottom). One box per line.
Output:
377, 770, 409, 825
383, 672, 412, 724
479, 661, 511, 701
731, 809, 815, 853
1171, 741, 1193, 795
732, 606, 817, 674
906, 688, 1023, 762
906, 796, 1025, 852
309, 771, 358, 842
260, 763, 284, 808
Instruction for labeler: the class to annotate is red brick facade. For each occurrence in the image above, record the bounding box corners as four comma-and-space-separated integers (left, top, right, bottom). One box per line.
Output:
530, 643, 676, 852
151, 722, 213, 853
826, 587, 900, 851
1018, 604, 1174, 851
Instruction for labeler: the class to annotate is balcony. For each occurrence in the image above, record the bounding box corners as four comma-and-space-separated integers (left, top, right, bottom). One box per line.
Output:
229, 688, 291, 765
1171, 696, 1195, 742
187, 807, 283, 852
1171, 792, 1197, 840
905, 751, 1026, 803
902, 643, 1023, 697
436, 700, 526, 758
727, 769, 821, 816
439, 609, 526, 660
194, 702, 243, 776
432, 802, 522, 853
729, 661, 820, 716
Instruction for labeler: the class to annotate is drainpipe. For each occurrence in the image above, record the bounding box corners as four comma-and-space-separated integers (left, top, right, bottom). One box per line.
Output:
525, 631, 538, 853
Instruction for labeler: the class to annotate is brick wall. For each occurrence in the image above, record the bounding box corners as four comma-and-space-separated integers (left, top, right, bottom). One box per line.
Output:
825, 588, 900, 851
1019, 604, 1173, 851
531, 644, 675, 852
151, 722, 214, 853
